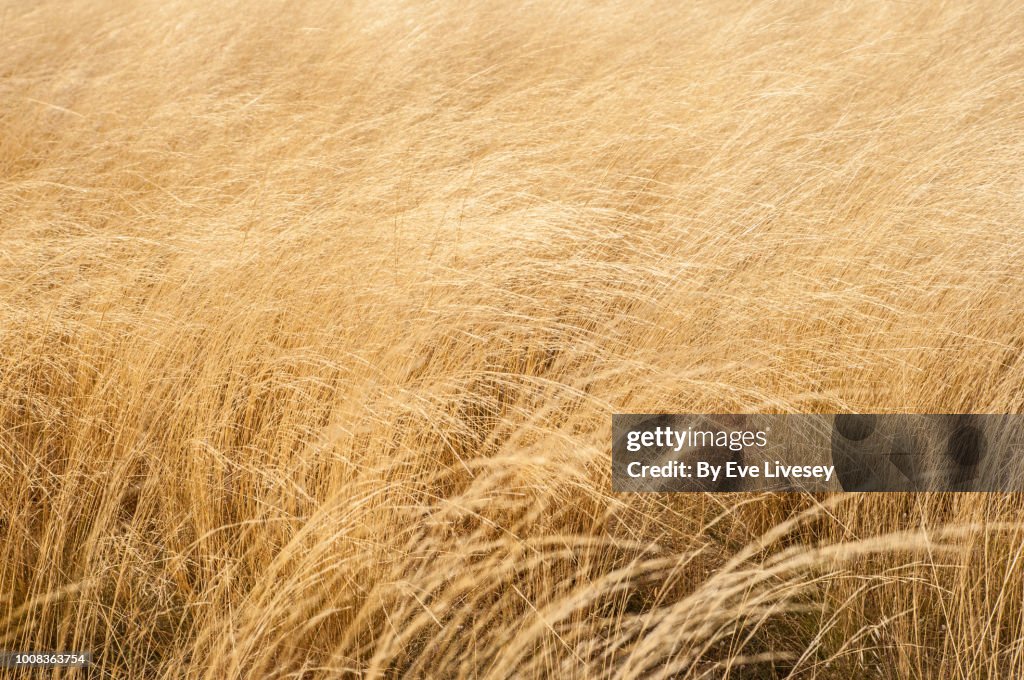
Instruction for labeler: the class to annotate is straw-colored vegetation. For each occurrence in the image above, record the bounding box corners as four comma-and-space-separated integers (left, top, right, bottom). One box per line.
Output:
3, 0, 1024, 677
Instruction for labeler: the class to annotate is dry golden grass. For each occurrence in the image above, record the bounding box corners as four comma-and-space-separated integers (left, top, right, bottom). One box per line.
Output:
2, 0, 1024, 677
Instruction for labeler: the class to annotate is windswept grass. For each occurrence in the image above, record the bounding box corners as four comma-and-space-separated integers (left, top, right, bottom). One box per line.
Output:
2, 0, 1024, 677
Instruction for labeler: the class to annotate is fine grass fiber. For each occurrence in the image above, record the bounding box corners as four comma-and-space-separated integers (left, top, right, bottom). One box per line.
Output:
3, 0, 1024, 677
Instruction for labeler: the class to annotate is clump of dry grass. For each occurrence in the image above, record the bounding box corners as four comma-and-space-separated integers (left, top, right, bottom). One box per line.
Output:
2, 0, 1024, 677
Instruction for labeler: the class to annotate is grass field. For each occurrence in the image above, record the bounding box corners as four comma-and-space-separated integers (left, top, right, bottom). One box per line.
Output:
3, 0, 1024, 677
